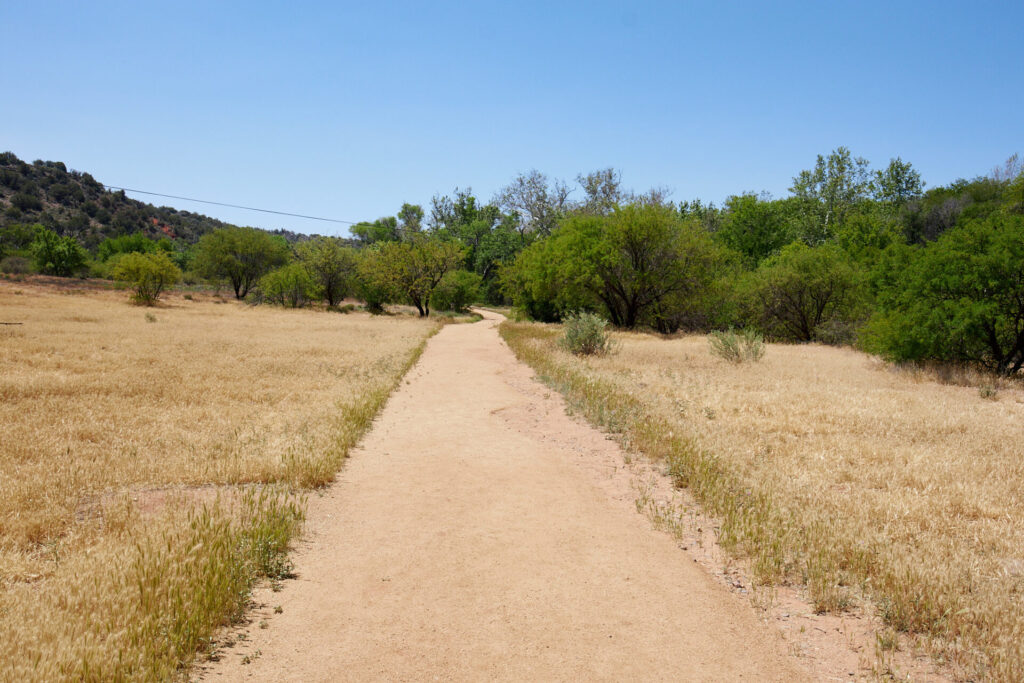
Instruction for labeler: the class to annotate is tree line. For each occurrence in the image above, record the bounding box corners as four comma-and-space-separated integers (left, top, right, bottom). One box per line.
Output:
2, 148, 1022, 375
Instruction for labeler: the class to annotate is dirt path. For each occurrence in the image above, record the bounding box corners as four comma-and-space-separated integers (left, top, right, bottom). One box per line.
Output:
199, 311, 807, 681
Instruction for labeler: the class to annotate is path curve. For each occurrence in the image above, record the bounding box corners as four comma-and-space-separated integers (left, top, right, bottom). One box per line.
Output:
200, 311, 806, 681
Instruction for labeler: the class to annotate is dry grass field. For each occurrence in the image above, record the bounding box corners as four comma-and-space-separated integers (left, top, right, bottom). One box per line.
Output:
501, 322, 1024, 681
0, 278, 437, 680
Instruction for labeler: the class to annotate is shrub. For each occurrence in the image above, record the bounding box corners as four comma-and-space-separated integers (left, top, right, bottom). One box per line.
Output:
431, 270, 482, 313
296, 237, 358, 306
259, 263, 315, 308
111, 252, 182, 305
708, 328, 765, 363
559, 311, 613, 356
0, 256, 31, 274
30, 225, 87, 277
861, 214, 1024, 376
746, 242, 868, 343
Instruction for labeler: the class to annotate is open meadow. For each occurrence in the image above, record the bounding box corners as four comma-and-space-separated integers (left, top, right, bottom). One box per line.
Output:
0, 279, 437, 680
501, 321, 1024, 681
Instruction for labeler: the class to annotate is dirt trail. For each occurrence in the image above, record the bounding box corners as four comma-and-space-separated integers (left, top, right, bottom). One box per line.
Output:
200, 311, 807, 681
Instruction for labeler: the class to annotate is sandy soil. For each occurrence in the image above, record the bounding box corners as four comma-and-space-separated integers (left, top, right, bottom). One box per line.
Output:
197, 311, 808, 681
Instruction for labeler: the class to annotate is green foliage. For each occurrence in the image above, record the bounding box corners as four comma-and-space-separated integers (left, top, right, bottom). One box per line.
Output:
97, 232, 168, 261
0, 223, 36, 258
430, 270, 482, 312
790, 146, 873, 244
0, 256, 30, 274
30, 225, 86, 276
111, 251, 182, 305
357, 237, 464, 316
559, 311, 613, 356
716, 193, 792, 265
505, 203, 726, 330
708, 328, 765, 363
861, 214, 1024, 375
259, 263, 316, 308
746, 242, 867, 343
874, 157, 924, 205
351, 216, 400, 245
296, 237, 358, 306
193, 227, 289, 298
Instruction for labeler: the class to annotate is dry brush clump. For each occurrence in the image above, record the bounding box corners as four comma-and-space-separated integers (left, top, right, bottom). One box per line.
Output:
0, 281, 437, 680
500, 320, 1024, 681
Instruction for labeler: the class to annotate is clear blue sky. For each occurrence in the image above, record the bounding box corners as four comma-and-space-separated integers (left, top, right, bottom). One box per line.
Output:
2, 1, 1021, 236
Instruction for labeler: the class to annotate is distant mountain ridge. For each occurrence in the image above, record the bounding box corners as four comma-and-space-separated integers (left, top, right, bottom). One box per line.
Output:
0, 152, 309, 247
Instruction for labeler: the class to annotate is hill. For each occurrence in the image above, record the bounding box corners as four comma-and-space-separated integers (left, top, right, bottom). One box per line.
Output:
0, 152, 307, 247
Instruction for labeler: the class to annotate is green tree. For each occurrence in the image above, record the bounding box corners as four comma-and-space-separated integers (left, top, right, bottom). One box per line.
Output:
111, 251, 182, 305
30, 225, 86, 276
397, 203, 424, 234
747, 242, 868, 343
862, 214, 1024, 375
259, 263, 315, 308
430, 270, 482, 313
351, 216, 400, 245
790, 147, 872, 243
296, 237, 358, 306
716, 193, 792, 266
359, 237, 464, 316
513, 203, 724, 329
193, 227, 289, 298
874, 157, 924, 205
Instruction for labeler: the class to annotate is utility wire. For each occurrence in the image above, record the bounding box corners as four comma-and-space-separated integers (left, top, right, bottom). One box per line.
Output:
103, 185, 359, 225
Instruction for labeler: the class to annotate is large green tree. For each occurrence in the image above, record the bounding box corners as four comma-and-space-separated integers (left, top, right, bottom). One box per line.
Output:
715, 193, 792, 266
746, 242, 868, 343
193, 227, 289, 298
359, 237, 464, 316
862, 214, 1024, 375
509, 203, 724, 329
790, 147, 872, 244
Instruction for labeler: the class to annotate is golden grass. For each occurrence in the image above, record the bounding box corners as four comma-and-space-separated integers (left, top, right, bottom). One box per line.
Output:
0, 280, 437, 680
501, 322, 1024, 681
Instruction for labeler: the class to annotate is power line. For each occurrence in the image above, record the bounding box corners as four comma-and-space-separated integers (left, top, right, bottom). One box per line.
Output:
103, 185, 359, 225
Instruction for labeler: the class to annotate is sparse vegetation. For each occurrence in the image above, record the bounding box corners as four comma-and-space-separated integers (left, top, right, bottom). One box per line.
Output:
0, 281, 437, 680
501, 319, 1024, 681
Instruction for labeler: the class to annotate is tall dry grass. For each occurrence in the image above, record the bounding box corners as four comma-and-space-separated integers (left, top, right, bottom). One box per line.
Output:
501, 321, 1024, 681
0, 280, 437, 680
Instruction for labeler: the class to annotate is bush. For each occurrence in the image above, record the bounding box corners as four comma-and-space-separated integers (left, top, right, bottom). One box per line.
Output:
0, 256, 31, 274
259, 263, 315, 308
559, 311, 614, 356
708, 328, 765, 363
431, 270, 482, 312
746, 242, 867, 343
30, 225, 87, 277
111, 252, 182, 305
861, 214, 1024, 375
296, 237, 358, 306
